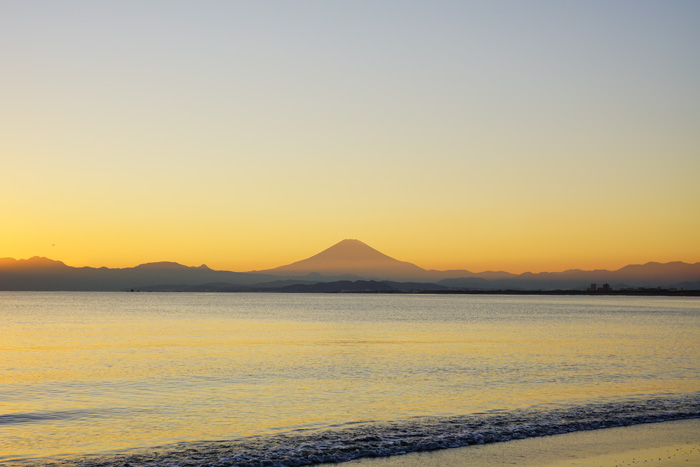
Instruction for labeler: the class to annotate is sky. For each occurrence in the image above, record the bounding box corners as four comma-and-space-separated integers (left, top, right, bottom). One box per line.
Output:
2, 0, 699, 273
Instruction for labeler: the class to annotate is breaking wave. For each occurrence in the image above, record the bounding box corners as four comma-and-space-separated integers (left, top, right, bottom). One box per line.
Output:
7, 393, 700, 466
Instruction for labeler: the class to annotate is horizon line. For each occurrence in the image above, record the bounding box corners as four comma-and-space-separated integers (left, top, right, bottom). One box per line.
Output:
2, 254, 698, 277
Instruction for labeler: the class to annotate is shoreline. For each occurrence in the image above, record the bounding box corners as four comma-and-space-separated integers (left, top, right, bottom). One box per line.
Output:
124, 289, 700, 296
338, 419, 700, 467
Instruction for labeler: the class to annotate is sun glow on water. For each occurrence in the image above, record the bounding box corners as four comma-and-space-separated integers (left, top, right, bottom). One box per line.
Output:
1, 293, 698, 463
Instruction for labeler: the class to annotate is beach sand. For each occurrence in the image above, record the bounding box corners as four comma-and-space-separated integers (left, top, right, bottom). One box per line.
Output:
339, 419, 700, 467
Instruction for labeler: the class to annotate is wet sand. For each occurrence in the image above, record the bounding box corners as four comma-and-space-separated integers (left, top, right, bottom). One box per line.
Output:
341, 418, 700, 467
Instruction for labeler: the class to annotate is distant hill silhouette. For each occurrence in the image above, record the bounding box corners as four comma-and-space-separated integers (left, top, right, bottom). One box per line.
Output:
0, 256, 69, 270
256, 239, 428, 280
1, 240, 699, 291
0, 257, 278, 291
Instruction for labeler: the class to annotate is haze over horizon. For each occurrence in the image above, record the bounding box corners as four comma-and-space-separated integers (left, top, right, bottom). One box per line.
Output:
2, 1, 699, 273
3, 238, 699, 279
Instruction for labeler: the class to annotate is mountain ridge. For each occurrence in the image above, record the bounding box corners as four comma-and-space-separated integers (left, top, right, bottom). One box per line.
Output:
1, 240, 699, 291
256, 239, 428, 280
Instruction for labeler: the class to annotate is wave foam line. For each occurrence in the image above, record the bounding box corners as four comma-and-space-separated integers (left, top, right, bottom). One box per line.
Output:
10, 394, 700, 467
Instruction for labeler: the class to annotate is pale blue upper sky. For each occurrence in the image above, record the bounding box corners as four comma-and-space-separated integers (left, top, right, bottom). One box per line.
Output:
2, 1, 699, 271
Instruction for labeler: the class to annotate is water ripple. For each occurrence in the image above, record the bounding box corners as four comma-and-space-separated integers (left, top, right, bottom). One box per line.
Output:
7, 393, 699, 467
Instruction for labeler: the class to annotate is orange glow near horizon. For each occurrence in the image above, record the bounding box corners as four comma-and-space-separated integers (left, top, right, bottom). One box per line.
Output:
3, 226, 698, 275
2, 2, 699, 274
2, 158, 699, 273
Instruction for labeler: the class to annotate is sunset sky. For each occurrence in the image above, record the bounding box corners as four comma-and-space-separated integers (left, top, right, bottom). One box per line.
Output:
2, 1, 699, 273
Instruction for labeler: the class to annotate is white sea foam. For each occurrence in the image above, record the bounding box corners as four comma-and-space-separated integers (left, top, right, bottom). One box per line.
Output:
8, 395, 700, 466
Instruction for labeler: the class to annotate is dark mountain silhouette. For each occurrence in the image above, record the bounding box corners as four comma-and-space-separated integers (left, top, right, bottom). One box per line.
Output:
0, 257, 279, 291
437, 277, 494, 290
429, 269, 517, 280
613, 262, 700, 283
487, 262, 700, 290
272, 280, 448, 293
674, 281, 700, 290
0, 256, 69, 270
1, 240, 699, 291
258, 240, 699, 288
133, 261, 193, 270
135, 280, 449, 293
256, 239, 429, 280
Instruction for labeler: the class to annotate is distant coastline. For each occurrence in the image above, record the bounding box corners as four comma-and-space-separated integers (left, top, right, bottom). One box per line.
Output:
2, 240, 699, 293
124, 281, 700, 297
418, 289, 700, 297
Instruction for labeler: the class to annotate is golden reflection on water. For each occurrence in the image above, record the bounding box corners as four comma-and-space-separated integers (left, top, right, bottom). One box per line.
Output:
0, 293, 698, 459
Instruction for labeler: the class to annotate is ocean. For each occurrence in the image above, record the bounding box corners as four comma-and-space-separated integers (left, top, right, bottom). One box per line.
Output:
1, 292, 698, 466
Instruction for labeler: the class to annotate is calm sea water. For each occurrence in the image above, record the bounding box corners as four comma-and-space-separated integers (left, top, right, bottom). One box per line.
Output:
1, 292, 699, 465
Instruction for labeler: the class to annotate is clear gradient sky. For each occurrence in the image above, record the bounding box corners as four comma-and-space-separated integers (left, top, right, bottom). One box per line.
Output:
2, 1, 699, 273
